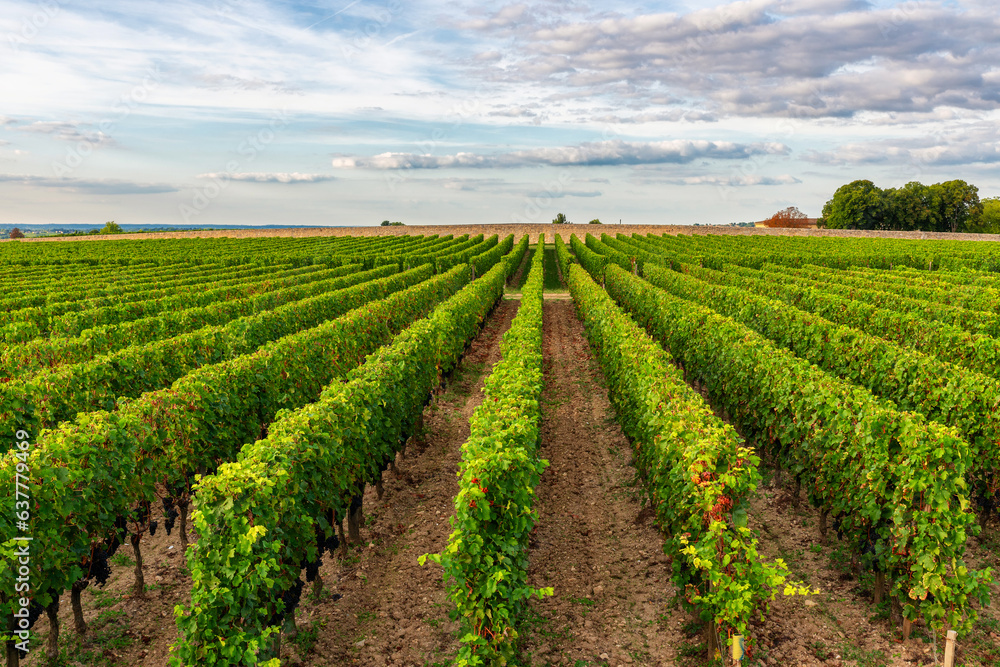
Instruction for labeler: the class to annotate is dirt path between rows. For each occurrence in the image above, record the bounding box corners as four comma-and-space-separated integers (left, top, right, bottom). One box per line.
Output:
285, 298, 520, 667
742, 480, 1000, 667
518, 300, 686, 667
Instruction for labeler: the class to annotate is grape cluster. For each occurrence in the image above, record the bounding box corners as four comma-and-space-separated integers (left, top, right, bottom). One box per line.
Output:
267, 577, 304, 626
162, 497, 179, 535
132, 502, 150, 526
89, 549, 113, 587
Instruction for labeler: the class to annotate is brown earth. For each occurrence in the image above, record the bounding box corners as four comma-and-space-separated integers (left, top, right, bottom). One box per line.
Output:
10, 224, 1000, 244
516, 300, 687, 667
741, 480, 1000, 667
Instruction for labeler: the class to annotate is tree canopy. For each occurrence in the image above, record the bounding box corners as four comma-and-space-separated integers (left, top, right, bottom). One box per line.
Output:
819, 179, 987, 233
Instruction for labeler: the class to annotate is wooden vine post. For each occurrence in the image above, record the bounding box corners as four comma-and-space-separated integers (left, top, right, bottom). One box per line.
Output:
943, 630, 957, 667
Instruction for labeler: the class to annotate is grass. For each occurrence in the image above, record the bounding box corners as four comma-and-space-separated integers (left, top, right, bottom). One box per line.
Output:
291, 617, 325, 655
838, 640, 888, 667
961, 616, 1000, 666
45, 609, 136, 666
89, 588, 120, 609
810, 640, 832, 660
108, 552, 134, 568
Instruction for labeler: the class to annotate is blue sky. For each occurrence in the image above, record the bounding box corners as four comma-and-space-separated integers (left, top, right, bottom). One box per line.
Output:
1, 0, 997, 226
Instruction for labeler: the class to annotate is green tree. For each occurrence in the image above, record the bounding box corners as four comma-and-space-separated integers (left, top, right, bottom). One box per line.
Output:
552, 213, 568, 224
931, 180, 980, 233
100, 220, 123, 234
975, 197, 1000, 234
885, 182, 941, 232
819, 180, 889, 230
8, 227, 25, 239
588, 218, 602, 224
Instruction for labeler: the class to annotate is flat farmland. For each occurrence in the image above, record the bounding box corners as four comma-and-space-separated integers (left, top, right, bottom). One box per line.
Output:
2, 230, 998, 667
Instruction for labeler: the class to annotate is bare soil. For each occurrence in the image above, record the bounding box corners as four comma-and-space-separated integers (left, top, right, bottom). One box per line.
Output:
517, 300, 686, 667
741, 479, 1000, 667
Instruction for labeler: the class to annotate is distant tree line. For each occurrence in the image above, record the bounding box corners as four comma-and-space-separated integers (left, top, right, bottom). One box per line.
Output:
819, 179, 998, 233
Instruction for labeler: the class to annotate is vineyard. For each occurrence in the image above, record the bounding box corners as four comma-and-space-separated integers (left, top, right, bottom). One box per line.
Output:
1, 230, 998, 667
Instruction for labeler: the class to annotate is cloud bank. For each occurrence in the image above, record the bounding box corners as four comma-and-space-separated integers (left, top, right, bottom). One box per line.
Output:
332, 139, 789, 169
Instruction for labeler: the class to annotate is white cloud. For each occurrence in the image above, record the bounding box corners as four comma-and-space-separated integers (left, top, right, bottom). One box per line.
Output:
17, 121, 115, 146
460, 0, 1000, 119
197, 172, 337, 183
332, 139, 789, 169
0, 174, 176, 194
803, 123, 1000, 166
526, 188, 601, 197
633, 173, 802, 186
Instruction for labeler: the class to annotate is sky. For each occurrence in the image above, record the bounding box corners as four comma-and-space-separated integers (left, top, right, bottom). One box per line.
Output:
0, 0, 998, 227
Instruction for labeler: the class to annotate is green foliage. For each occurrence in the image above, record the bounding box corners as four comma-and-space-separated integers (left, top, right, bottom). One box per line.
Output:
588, 219, 602, 224
0, 264, 422, 442
820, 180, 888, 230
0, 263, 366, 379
553, 234, 576, 280
820, 179, 982, 233
171, 242, 528, 665
935, 179, 981, 233
638, 260, 1000, 517
597, 259, 990, 638
552, 213, 568, 224
471, 234, 513, 276
569, 234, 606, 283
100, 221, 123, 234
0, 264, 474, 654
977, 197, 1000, 234
424, 235, 548, 665
565, 262, 800, 646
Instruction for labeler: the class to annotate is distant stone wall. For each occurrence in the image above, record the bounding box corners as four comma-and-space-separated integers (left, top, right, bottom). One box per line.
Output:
13, 223, 1000, 243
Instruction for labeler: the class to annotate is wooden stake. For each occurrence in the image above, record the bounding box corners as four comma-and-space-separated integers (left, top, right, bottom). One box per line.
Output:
901, 618, 912, 641
943, 630, 957, 667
